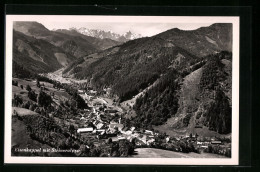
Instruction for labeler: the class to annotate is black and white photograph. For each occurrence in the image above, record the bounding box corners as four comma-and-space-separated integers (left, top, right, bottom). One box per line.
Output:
4, 15, 239, 165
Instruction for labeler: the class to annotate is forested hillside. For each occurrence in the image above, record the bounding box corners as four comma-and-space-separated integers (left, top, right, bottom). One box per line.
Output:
129, 51, 232, 135
133, 69, 180, 128
198, 51, 232, 134
64, 36, 199, 102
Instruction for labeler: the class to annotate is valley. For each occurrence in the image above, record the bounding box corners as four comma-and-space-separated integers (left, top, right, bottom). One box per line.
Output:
10, 22, 233, 158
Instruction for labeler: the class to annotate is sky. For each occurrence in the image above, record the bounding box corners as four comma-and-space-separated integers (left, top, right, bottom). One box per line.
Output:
43, 22, 213, 37
10, 15, 223, 37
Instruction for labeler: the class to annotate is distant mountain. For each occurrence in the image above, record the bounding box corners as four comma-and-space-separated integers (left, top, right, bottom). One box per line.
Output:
13, 30, 76, 73
68, 27, 142, 42
54, 29, 121, 50
13, 22, 121, 58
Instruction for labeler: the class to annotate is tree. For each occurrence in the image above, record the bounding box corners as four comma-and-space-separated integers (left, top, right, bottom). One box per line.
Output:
28, 90, 37, 101
36, 79, 40, 88
29, 104, 37, 111
204, 90, 231, 134
90, 147, 101, 157
26, 85, 32, 91
72, 92, 86, 109
69, 125, 75, 134
20, 85, 23, 89
13, 94, 23, 107
12, 80, 18, 86
106, 138, 112, 144
37, 91, 52, 107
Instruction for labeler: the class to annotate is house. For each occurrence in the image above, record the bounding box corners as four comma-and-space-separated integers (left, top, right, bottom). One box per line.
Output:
95, 129, 106, 136
109, 123, 124, 131
122, 127, 129, 132
130, 127, 135, 132
147, 138, 155, 145
145, 130, 154, 135
95, 123, 103, 129
89, 90, 97, 94
105, 109, 118, 113
124, 130, 132, 135
211, 140, 222, 145
78, 89, 84, 94
77, 127, 94, 133
139, 135, 147, 144
111, 137, 119, 142
197, 141, 203, 145
166, 137, 170, 143
118, 136, 126, 141
133, 133, 140, 138
135, 139, 146, 146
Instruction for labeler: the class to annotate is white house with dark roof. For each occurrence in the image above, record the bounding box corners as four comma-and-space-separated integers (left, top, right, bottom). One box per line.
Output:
77, 127, 94, 133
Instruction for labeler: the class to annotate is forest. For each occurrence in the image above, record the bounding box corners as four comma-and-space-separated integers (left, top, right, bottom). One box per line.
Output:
133, 69, 180, 127
199, 51, 232, 134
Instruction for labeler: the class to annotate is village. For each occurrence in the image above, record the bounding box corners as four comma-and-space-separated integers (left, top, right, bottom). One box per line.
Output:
66, 86, 231, 156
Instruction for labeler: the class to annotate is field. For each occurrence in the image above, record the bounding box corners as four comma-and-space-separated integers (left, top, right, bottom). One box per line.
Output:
132, 148, 227, 158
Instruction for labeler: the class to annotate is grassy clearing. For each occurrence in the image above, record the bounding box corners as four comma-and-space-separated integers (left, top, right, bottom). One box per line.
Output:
54, 53, 68, 67
12, 107, 38, 116
13, 77, 72, 102
153, 68, 203, 135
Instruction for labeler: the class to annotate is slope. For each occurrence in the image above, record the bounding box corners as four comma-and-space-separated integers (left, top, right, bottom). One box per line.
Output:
152, 52, 232, 136
64, 36, 199, 102
13, 30, 76, 73
156, 23, 232, 57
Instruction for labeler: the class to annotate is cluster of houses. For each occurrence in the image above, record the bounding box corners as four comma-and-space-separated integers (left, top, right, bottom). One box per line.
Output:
75, 107, 158, 146
73, 91, 158, 145
73, 88, 228, 151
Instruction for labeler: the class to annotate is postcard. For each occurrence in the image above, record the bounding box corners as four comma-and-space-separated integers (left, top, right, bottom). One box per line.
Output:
4, 15, 239, 165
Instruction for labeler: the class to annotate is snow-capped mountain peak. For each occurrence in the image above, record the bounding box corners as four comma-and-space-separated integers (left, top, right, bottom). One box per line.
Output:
69, 27, 142, 42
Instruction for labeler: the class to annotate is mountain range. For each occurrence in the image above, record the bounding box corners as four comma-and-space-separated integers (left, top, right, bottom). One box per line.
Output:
67, 27, 142, 42
12, 22, 233, 136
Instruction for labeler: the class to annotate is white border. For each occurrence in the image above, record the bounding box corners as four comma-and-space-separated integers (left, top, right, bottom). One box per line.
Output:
5, 15, 239, 165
